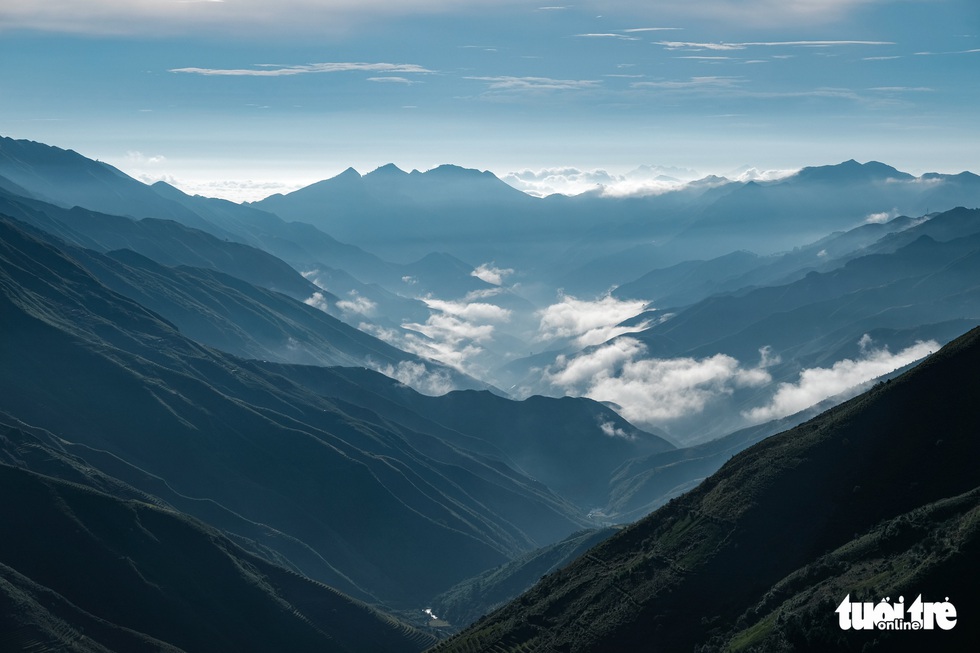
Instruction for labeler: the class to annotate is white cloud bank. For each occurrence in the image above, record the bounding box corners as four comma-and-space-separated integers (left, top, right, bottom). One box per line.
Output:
501, 166, 797, 198
471, 263, 514, 285
536, 294, 651, 347
547, 338, 774, 424
548, 334, 936, 431
743, 337, 937, 422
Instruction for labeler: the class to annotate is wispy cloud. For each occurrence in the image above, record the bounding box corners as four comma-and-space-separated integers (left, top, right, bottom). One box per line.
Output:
673, 56, 735, 60
575, 33, 641, 41
869, 86, 933, 92
656, 40, 893, 51
368, 360, 456, 396
622, 27, 683, 33
125, 150, 166, 165
914, 48, 980, 56
336, 290, 378, 316
367, 76, 420, 84
170, 62, 434, 77
423, 298, 512, 324
631, 76, 743, 90
360, 295, 515, 377
466, 76, 602, 91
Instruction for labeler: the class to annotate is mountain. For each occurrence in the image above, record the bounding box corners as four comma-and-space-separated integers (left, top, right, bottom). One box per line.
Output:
0, 195, 491, 388
633, 212, 980, 364
793, 159, 913, 184
0, 215, 591, 607
612, 250, 763, 306
434, 325, 980, 652
251, 163, 540, 264
256, 369, 675, 510
611, 213, 927, 308
0, 445, 436, 653
0, 136, 232, 238
5, 137, 980, 301
0, 186, 319, 300
430, 527, 618, 630
0, 138, 494, 305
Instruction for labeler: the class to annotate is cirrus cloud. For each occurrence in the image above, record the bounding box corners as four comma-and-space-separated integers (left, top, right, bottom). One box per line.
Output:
170, 62, 434, 77
466, 76, 602, 92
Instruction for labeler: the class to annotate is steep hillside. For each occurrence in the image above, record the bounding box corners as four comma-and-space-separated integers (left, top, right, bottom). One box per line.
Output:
434, 326, 980, 652
0, 458, 436, 653
0, 215, 588, 607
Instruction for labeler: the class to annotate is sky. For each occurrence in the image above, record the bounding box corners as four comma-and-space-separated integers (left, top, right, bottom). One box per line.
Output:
2, 0, 979, 201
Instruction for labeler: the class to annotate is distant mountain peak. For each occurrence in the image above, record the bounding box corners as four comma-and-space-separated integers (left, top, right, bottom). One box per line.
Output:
794, 159, 913, 183
366, 163, 407, 177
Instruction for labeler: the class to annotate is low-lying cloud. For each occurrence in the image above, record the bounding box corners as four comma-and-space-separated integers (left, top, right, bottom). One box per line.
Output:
500, 164, 796, 199
743, 337, 937, 422
471, 263, 514, 285
865, 208, 899, 224
548, 334, 937, 432
547, 338, 773, 424
336, 291, 377, 316
303, 291, 330, 312
368, 360, 455, 396
537, 294, 650, 347
502, 166, 698, 198
360, 295, 514, 377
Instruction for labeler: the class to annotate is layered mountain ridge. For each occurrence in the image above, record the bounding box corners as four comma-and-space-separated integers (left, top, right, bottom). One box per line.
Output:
1, 133, 978, 651
435, 325, 980, 651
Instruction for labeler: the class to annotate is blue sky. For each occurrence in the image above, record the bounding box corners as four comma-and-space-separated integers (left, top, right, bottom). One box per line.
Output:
2, 1, 978, 200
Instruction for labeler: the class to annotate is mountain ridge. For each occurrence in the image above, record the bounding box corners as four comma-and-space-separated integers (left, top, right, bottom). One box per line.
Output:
433, 325, 980, 651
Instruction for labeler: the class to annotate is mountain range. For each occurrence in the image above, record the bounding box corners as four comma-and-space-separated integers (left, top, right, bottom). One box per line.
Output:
1, 133, 978, 650
435, 325, 980, 651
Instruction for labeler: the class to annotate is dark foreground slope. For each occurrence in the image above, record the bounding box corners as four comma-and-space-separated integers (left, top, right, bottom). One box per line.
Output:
434, 326, 980, 652
0, 459, 436, 653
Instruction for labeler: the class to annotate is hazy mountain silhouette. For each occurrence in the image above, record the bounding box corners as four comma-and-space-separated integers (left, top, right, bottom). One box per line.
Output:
0, 136, 234, 238
0, 194, 492, 389
0, 185, 319, 300
435, 325, 980, 652
0, 138, 495, 306
630, 209, 980, 365
252, 163, 538, 263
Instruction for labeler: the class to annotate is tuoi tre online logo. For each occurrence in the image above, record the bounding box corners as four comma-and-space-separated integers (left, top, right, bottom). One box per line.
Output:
836, 594, 957, 631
